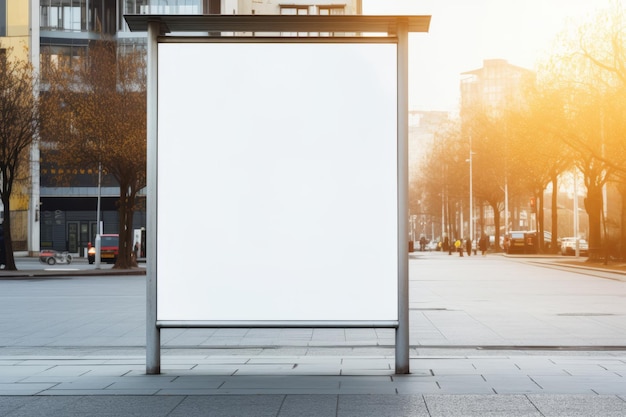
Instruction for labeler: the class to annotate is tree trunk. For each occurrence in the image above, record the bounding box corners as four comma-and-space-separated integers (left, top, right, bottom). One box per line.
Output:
114, 182, 137, 269
1, 194, 16, 270
537, 194, 544, 252
551, 176, 559, 254
585, 184, 603, 261
490, 200, 502, 252
621, 185, 626, 260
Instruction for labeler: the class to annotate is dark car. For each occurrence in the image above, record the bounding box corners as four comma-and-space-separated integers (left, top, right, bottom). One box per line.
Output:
504, 231, 537, 254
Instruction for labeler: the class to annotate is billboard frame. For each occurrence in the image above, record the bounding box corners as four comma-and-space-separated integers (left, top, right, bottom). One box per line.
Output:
125, 14, 431, 375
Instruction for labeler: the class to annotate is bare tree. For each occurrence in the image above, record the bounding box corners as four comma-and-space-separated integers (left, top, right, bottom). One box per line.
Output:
0, 47, 39, 270
415, 120, 468, 247
505, 87, 573, 253
41, 40, 146, 269
539, 2, 626, 260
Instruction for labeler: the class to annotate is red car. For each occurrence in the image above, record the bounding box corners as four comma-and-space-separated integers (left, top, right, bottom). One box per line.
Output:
100, 234, 119, 264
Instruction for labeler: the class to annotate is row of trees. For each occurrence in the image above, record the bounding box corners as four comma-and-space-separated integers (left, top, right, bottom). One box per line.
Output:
415, 3, 626, 260
0, 41, 146, 270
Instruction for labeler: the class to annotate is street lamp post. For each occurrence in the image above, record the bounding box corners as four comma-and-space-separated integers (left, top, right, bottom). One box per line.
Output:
573, 168, 580, 258
95, 161, 102, 269
469, 137, 473, 245
467, 136, 475, 245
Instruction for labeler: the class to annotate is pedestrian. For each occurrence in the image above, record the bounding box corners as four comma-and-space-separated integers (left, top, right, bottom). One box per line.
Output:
133, 242, 140, 260
454, 238, 463, 257
479, 234, 488, 256
465, 237, 472, 256
87, 242, 96, 264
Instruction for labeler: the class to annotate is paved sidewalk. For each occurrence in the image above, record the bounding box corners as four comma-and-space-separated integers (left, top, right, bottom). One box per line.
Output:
1, 254, 626, 415
1, 350, 626, 415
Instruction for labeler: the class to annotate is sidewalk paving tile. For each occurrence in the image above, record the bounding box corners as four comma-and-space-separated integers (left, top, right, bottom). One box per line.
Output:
337, 395, 429, 417
424, 394, 541, 417
0, 383, 57, 395
527, 394, 626, 416
273, 394, 338, 417
165, 395, 283, 417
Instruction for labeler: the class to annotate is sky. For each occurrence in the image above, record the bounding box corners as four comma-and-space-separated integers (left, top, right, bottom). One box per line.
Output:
362, 0, 617, 112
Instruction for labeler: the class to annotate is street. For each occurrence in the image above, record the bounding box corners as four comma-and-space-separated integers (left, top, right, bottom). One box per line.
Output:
1, 252, 625, 350
13, 256, 129, 271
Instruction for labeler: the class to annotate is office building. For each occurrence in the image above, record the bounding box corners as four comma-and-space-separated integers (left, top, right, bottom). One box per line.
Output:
36, 1, 358, 254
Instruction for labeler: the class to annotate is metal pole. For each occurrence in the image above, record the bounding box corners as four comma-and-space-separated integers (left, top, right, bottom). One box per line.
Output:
457, 201, 465, 241
395, 20, 410, 374
573, 169, 580, 258
95, 162, 102, 269
469, 136, 473, 245
28, 1, 40, 256
504, 178, 509, 235
146, 19, 160, 375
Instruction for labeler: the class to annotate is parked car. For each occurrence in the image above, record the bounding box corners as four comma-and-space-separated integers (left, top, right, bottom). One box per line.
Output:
100, 234, 119, 264
39, 250, 72, 265
503, 231, 537, 254
426, 240, 438, 251
560, 237, 589, 256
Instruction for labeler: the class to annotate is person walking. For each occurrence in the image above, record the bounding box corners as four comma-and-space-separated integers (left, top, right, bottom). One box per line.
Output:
479, 234, 488, 256
454, 238, 463, 257
465, 237, 472, 256
87, 242, 96, 265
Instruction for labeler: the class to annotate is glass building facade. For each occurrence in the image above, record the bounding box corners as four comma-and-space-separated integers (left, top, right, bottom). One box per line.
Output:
0, 0, 6, 37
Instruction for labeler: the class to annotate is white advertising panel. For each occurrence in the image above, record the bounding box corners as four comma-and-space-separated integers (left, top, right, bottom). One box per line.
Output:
157, 41, 398, 322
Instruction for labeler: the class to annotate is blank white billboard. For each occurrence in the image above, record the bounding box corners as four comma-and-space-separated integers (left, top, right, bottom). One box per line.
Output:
157, 41, 398, 322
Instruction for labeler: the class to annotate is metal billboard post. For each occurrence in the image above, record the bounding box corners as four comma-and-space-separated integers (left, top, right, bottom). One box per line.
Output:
146, 19, 160, 375
395, 20, 410, 375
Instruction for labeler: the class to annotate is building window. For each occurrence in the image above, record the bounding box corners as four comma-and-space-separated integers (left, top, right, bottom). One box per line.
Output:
317, 5, 345, 15
40, 0, 85, 32
279, 5, 310, 15
140, 0, 202, 15
119, 0, 149, 32
40, 45, 86, 83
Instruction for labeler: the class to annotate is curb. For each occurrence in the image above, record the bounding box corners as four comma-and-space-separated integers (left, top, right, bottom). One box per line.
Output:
0, 268, 146, 279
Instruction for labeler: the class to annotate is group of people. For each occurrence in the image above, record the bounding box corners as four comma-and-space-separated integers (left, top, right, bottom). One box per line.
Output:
450, 234, 489, 257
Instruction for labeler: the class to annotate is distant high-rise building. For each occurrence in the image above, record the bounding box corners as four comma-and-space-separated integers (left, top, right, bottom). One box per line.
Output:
460, 59, 535, 119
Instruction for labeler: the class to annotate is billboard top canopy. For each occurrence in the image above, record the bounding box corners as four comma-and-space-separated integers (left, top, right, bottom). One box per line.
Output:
124, 14, 431, 35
